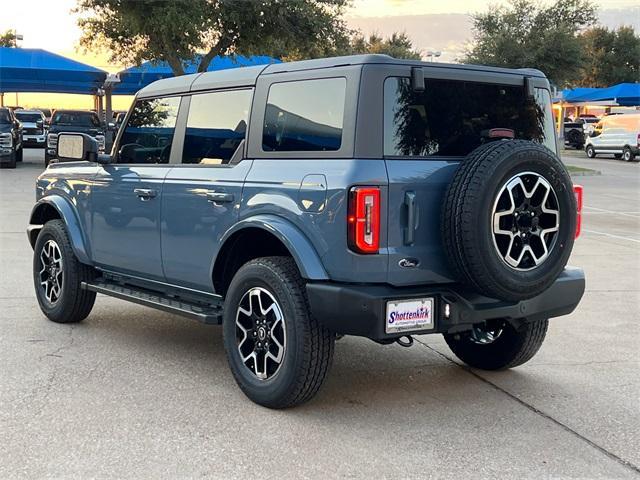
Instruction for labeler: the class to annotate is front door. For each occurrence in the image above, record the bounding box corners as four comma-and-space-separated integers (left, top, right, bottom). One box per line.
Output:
161, 89, 254, 292
90, 96, 182, 280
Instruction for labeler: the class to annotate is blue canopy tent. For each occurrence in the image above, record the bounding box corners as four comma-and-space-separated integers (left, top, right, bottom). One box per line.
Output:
560, 83, 640, 106
0, 47, 107, 95
113, 55, 280, 95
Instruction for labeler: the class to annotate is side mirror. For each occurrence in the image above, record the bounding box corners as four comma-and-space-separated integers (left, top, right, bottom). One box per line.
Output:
56, 132, 98, 163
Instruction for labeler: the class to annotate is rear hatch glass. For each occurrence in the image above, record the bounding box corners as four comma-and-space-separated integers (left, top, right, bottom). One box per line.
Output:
383, 77, 556, 157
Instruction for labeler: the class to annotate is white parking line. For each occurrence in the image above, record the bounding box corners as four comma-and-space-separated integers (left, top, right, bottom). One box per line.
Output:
583, 229, 640, 244
583, 206, 640, 218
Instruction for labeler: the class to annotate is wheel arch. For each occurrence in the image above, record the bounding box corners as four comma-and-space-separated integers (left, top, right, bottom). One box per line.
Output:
28, 196, 92, 265
212, 215, 329, 296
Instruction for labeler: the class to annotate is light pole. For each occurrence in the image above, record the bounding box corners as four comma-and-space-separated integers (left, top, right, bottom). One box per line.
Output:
426, 50, 442, 62
12, 31, 23, 106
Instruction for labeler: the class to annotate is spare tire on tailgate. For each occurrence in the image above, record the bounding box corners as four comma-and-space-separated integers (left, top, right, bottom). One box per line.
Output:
442, 140, 577, 302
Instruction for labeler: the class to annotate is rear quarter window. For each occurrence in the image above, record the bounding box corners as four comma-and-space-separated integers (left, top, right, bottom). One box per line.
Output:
384, 77, 556, 157
262, 77, 346, 152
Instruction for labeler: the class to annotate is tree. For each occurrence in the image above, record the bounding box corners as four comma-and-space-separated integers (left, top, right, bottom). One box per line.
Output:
345, 32, 422, 60
76, 0, 353, 76
0, 30, 17, 47
463, 0, 597, 87
578, 26, 640, 87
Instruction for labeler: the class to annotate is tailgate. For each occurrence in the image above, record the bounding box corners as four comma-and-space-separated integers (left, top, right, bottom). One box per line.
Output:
385, 159, 458, 286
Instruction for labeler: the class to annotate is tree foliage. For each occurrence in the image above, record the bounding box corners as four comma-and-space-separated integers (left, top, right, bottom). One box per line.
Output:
76, 0, 353, 75
344, 32, 421, 60
577, 26, 640, 87
0, 30, 17, 47
463, 0, 597, 87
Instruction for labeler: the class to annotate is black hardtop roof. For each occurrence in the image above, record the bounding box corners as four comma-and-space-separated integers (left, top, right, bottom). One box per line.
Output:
261, 54, 546, 78
137, 54, 546, 98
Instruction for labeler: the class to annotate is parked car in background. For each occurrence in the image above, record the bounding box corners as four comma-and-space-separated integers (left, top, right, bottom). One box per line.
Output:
585, 113, 640, 161
0, 107, 23, 169
15, 110, 47, 148
564, 117, 599, 149
46, 110, 105, 166
28, 55, 585, 408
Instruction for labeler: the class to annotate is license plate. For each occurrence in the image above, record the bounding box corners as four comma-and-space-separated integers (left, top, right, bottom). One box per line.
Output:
385, 297, 434, 334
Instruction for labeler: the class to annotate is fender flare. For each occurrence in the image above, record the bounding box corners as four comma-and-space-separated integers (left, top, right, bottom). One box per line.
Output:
28, 196, 92, 265
216, 215, 329, 280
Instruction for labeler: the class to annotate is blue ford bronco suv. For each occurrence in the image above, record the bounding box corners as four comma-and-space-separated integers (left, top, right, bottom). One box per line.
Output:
28, 55, 585, 408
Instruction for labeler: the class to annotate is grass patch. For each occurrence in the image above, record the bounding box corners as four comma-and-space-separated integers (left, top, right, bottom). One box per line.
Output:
565, 165, 600, 176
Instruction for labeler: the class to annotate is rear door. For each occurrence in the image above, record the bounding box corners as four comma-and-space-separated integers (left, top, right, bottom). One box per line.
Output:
90, 96, 181, 280
160, 89, 254, 292
382, 70, 557, 286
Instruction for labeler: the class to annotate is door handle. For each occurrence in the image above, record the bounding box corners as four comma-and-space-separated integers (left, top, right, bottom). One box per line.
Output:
206, 192, 234, 204
404, 191, 417, 245
134, 188, 157, 200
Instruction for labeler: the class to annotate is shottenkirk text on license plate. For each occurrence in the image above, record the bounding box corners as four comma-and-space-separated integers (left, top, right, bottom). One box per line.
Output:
385, 298, 434, 334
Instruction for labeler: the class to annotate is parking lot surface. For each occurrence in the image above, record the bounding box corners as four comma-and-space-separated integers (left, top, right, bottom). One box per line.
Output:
1, 149, 638, 479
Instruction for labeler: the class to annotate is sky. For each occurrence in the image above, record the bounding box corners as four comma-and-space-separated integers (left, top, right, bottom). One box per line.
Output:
1, 0, 637, 109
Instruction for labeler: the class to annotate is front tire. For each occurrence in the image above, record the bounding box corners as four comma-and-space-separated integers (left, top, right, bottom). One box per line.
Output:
16, 146, 23, 162
444, 319, 548, 370
586, 145, 596, 158
33, 220, 96, 323
223, 256, 334, 408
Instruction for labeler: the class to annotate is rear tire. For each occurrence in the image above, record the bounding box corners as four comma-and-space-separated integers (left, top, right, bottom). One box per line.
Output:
444, 319, 548, 370
623, 147, 635, 162
223, 256, 334, 408
586, 145, 596, 158
33, 220, 96, 323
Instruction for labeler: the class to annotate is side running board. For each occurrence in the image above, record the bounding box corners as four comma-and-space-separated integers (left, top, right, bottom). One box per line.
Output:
81, 281, 223, 325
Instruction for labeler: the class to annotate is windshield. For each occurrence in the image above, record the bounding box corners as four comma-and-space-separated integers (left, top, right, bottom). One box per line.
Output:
384, 77, 556, 157
51, 111, 101, 127
0, 110, 12, 124
15, 113, 43, 123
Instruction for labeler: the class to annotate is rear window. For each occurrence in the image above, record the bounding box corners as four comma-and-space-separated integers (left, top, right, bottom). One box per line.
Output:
52, 111, 101, 127
15, 112, 42, 123
263, 77, 346, 152
384, 77, 555, 157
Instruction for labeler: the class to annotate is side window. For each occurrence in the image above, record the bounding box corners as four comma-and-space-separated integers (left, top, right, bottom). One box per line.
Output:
118, 97, 180, 164
262, 77, 346, 152
182, 89, 252, 165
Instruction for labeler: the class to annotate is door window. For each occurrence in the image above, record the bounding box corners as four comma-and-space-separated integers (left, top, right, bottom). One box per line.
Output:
118, 97, 180, 164
262, 78, 346, 152
182, 89, 253, 165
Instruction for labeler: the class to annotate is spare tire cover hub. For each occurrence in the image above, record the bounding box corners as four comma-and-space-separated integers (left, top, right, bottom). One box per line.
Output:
492, 171, 560, 271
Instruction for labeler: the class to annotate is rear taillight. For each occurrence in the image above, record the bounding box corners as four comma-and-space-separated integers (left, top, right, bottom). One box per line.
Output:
348, 187, 380, 254
574, 185, 583, 239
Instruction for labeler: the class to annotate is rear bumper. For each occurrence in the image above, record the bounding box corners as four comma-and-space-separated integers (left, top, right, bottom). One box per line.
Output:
307, 267, 585, 341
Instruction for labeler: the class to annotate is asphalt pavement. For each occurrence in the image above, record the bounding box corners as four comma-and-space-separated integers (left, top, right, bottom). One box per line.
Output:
0, 149, 638, 479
